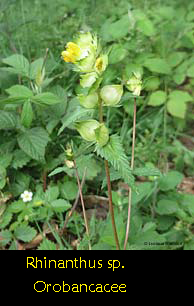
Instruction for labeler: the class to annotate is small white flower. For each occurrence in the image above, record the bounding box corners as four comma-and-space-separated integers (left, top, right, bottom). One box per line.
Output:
21, 190, 33, 202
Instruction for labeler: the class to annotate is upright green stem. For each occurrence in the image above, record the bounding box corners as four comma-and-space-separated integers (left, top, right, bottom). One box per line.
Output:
124, 97, 137, 250
99, 97, 120, 250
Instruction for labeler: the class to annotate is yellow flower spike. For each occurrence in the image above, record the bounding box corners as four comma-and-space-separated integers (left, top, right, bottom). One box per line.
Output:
61, 50, 76, 63
66, 42, 81, 57
61, 32, 99, 73
61, 42, 81, 63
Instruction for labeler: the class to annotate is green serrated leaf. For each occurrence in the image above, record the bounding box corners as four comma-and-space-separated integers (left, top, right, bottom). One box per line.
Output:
12, 150, 31, 169
169, 90, 193, 103
48, 167, 67, 177
45, 186, 59, 202
37, 238, 57, 250
0, 211, 12, 229
148, 91, 167, 106
133, 167, 161, 177
144, 77, 160, 91
156, 199, 180, 215
6, 85, 33, 98
129, 229, 166, 250
0, 111, 17, 130
8, 240, 18, 250
0, 230, 13, 247
136, 18, 155, 36
167, 52, 186, 68
167, 99, 187, 118
76, 155, 101, 180
187, 64, 194, 77
110, 15, 130, 40
1, 96, 28, 105
167, 90, 193, 119
7, 200, 25, 213
173, 73, 186, 85
21, 100, 33, 128
95, 135, 135, 189
50, 199, 71, 213
2, 54, 30, 77
60, 181, 78, 200
17, 127, 50, 160
181, 194, 194, 216
14, 224, 37, 242
101, 14, 130, 42
32, 92, 62, 106
143, 58, 171, 74
132, 182, 153, 205
156, 215, 175, 231
158, 171, 183, 191
0, 154, 12, 168
109, 45, 128, 64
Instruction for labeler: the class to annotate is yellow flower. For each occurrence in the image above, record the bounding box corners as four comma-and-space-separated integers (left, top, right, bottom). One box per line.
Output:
67, 42, 81, 56
95, 58, 103, 71
95, 54, 108, 74
61, 32, 97, 67
61, 42, 81, 63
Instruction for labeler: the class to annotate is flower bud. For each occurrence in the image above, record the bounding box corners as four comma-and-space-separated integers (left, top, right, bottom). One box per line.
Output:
80, 72, 98, 88
78, 92, 99, 109
95, 123, 109, 147
95, 54, 108, 74
75, 120, 100, 142
65, 143, 74, 159
126, 72, 142, 96
100, 85, 123, 106
35, 67, 45, 87
65, 160, 74, 169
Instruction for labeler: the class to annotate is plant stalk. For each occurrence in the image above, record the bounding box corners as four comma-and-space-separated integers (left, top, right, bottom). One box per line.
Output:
42, 169, 47, 192
62, 167, 87, 230
99, 97, 120, 250
124, 97, 137, 250
104, 159, 120, 250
